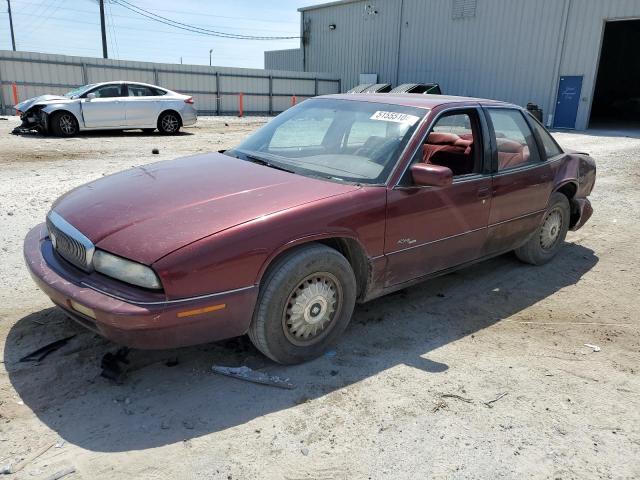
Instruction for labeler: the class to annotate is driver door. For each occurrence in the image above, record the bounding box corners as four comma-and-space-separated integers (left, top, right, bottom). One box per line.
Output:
384, 108, 493, 287
81, 83, 126, 128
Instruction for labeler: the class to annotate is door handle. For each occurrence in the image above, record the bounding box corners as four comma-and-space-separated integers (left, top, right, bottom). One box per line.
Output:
477, 187, 491, 199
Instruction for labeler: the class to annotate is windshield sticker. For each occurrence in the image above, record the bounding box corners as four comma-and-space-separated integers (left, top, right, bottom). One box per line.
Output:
370, 111, 420, 125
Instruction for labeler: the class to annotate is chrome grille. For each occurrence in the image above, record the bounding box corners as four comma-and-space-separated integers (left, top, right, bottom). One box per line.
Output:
46, 212, 95, 272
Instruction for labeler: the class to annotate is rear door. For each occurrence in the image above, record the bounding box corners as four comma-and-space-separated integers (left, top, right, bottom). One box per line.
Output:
484, 108, 554, 254
122, 84, 166, 127
80, 83, 126, 127
384, 107, 493, 287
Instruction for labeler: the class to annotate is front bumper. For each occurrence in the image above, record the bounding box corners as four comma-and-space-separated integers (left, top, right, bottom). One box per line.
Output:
24, 224, 257, 349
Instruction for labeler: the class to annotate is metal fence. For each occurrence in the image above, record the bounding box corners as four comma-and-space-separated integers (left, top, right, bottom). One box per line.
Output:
0, 50, 341, 116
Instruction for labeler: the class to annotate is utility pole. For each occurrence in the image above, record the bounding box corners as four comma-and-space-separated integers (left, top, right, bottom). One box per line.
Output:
7, 0, 16, 51
99, 0, 108, 58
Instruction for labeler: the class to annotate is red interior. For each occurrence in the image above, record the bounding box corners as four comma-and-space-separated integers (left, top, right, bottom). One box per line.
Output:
496, 138, 530, 170
422, 132, 474, 175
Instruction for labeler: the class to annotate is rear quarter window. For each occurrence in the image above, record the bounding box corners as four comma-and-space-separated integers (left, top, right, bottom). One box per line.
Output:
528, 115, 563, 158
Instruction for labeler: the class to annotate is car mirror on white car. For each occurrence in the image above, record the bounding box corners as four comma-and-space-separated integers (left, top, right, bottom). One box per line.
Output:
86, 92, 96, 100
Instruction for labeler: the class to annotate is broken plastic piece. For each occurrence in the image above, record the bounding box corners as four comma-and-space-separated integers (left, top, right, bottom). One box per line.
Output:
19, 335, 76, 362
212, 365, 295, 389
584, 343, 601, 352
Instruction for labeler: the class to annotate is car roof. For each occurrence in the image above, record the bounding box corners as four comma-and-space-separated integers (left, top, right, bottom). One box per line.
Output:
319, 93, 519, 110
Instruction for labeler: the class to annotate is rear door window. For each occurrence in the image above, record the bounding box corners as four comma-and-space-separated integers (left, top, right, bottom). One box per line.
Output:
487, 109, 541, 171
128, 85, 163, 97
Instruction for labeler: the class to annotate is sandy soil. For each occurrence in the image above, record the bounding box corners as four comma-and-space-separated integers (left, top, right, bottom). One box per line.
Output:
0, 115, 638, 479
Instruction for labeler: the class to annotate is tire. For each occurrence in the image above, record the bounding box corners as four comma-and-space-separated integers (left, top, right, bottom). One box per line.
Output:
50, 111, 79, 137
515, 192, 570, 265
157, 111, 181, 135
248, 244, 357, 365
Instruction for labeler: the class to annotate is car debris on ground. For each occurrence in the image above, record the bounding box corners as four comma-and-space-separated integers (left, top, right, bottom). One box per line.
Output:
212, 365, 295, 389
19, 335, 76, 362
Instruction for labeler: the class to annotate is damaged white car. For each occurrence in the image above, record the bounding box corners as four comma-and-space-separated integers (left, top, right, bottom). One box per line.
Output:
14, 81, 197, 136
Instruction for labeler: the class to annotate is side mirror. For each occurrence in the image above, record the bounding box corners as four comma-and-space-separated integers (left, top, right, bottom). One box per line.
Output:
86, 92, 96, 100
410, 163, 453, 187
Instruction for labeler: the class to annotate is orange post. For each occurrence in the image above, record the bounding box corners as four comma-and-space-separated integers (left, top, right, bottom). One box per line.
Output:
291, 94, 297, 106
12, 83, 19, 113
238, 92, 244, 117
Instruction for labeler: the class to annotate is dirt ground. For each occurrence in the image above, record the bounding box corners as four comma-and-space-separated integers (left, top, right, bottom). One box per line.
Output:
0, 115, 638, 479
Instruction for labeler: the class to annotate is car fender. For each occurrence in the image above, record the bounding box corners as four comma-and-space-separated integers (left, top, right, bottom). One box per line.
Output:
158, 106, 184, 125
41, 103, 83, 127
153, 187, 387, 300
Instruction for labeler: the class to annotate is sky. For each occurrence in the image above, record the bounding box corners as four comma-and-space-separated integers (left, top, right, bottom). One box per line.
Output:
0, 0, 319, 68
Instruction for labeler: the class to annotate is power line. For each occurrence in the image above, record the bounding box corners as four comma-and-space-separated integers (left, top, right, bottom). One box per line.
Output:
20, 0, 61, 37
12, 1, 299, 34
106, 0, 119, 59
111, 0, 301, 40
10, 11, 300, 45
16, 0, 298, 26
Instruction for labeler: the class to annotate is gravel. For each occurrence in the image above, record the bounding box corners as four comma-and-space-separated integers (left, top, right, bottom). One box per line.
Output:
1, 116, 639, 479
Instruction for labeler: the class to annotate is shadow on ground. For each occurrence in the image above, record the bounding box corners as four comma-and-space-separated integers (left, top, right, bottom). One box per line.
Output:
4, 244, 598, 452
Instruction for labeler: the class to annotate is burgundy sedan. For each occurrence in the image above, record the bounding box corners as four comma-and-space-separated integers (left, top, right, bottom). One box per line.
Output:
24, 94, 596, 364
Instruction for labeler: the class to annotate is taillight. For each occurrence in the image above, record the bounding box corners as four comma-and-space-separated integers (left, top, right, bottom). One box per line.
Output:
184, 97, 194, 104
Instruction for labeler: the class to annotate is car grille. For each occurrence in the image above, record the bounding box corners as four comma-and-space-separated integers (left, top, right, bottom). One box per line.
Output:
46, 212, 95, 272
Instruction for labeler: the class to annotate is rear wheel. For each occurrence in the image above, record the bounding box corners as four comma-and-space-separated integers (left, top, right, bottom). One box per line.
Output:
50, 111, 79, 137
515, 192, 570, 265
157, 111, 181, 135
248, 244, 357, 364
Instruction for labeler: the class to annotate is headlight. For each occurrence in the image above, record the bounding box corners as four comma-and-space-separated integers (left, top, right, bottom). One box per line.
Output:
93, 250, 162, 290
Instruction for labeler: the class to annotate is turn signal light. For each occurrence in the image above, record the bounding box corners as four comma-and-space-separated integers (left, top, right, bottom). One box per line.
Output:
177, 303, 226, 318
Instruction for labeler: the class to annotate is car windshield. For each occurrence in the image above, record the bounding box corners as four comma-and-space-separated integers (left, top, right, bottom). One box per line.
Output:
63, 84, 96, 98
226, 98, 426, 184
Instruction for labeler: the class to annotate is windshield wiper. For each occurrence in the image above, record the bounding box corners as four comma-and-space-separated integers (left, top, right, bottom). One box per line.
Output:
243, 153, 295, 174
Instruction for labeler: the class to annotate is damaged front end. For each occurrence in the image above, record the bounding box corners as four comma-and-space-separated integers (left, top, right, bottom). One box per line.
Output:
14, 105, 48, 135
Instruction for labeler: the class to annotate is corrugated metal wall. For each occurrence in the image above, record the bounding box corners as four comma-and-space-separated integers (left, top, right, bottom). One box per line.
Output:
264, 48, 304, 71
0, 50, 340, 115
276, 0, 640, 129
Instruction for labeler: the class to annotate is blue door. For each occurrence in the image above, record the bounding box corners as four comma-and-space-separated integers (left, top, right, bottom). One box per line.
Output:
553, 75, 583, 129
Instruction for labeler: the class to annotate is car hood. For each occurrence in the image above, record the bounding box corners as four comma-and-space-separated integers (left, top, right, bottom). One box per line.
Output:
51, 152, 360, 264
15, 94, 70, 111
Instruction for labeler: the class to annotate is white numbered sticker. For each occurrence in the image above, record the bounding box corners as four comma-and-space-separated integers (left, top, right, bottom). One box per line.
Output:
370, 111, 420, 125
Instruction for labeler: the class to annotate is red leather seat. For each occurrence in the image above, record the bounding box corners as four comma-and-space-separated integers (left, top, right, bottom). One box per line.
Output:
422, 132, 474, 175
496, 138, 527, 169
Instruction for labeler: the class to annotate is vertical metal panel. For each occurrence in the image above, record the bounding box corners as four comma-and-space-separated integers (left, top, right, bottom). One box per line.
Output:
298, 0, 640, 129
0, 50, 339, 114
264, 49, 304, 71
303, 0, 402, 91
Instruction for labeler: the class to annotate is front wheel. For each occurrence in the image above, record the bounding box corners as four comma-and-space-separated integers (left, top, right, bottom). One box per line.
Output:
248, 244, 357, 364
50, 112, 79, 137
515, 192, 570, 265
157, 111, 181, 135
